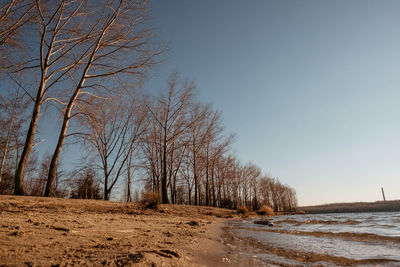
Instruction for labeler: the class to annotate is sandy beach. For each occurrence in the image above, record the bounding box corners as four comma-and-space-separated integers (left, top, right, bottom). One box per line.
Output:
0, 195, 244, 266
2, 197, 400, 267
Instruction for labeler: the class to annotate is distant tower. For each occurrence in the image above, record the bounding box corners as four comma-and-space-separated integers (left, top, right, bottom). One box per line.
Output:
381, 187, 386, 201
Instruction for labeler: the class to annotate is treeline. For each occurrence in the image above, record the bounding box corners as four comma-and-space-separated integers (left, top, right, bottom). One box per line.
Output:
0, 0, 297, 212
136, 76, 297, 211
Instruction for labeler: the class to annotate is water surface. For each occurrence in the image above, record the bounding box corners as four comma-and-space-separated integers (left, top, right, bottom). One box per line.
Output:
223, 212, 400, 266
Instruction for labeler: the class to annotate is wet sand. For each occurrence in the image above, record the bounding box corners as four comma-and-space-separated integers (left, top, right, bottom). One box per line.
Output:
0, 195, 243, 266
194, 222, 261, 266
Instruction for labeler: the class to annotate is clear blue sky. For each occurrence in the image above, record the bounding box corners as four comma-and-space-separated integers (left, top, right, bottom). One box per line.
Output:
147, 0, 400, 206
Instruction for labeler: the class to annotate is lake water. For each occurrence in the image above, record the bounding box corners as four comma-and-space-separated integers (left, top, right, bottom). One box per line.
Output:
222, 212, 400, 266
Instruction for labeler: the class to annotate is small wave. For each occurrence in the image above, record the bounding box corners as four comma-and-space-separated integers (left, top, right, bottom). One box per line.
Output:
276, 219, 360, 226
223, 227, 400, 266
275, 219, 303, 226
237, 226, 400, 243
342, 219, 361, 225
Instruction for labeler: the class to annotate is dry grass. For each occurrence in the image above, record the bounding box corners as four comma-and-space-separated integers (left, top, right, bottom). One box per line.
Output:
236, 205, 249, 217
140, 192, 161, 210
256, 205, 274, 216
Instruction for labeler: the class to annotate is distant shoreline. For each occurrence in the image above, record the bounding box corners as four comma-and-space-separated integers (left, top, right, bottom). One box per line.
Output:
300, 200, 400, 214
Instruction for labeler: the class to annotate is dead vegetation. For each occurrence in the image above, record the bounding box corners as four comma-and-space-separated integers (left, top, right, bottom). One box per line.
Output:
256, 205, 275, 216
236, 205, 249, 217
140, 192, 161, 210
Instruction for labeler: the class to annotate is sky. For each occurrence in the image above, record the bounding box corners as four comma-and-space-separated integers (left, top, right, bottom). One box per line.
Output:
145, 0, 400, 206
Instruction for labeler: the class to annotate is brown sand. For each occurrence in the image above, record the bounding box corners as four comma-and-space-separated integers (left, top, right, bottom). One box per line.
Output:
0, 195, 240, 266
3, 196, 395, 266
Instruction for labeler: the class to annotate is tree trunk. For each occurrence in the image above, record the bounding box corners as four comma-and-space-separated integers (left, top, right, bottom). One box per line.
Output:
193, 147, 198, 205
198, 180, 202, 206
161, 141, 168, 203
45, 89, 79, 196
188, 183, 191, 205
104, 186, 110, 200
173, 176, 176, 204
169, 176, 174, 204
211, 167, 216, 207
104, 167, 109, 200
14, 85, 44, 195
217, 175, 222, 207
205, 148, 209, 206
126, 159, 132, 202
194, 173, 198, 206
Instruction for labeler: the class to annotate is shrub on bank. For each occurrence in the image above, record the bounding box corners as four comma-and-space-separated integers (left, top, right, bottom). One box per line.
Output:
257, 205, 274, 216
237, 205, 249, 216
140, 192, 161, 210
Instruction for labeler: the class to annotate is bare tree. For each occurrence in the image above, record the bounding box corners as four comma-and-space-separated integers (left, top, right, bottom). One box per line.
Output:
44, 0, 160, 196
12, 0, 100, 195
186, 104, 207, 205
167, 139, 186, 204
69, 167, 102, 199
0, 88, 27, 183
200, 108, 232, 206
205, 131, 233, 207
124, 149, 134, 202
141, 117, 162, 193
0, 0, 35, 71
145, 73, 195, 203
78, 93, 148, 200
136, 74, 297, 210
25, 151, 51, 196
3, 0, 158, 196
0, 0, 34, 44
184, 103, 228, 205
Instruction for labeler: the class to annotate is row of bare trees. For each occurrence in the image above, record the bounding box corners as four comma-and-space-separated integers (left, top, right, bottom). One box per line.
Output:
73, 74, 297, 211
0, 0, 297, 211
0, 0, 159, 196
